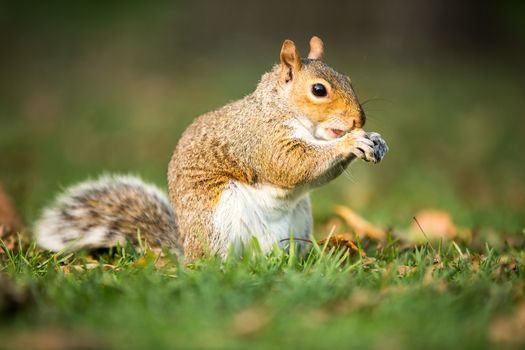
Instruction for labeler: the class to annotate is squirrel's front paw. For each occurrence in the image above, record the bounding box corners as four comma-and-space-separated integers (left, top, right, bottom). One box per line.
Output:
349, 131, 388, 163
368, 132, 388, 163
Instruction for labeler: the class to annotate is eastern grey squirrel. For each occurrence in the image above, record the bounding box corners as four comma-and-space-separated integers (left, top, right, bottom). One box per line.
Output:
34, 37, 389, 261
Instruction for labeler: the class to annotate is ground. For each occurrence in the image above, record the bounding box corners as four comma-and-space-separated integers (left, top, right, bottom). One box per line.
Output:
0, 233, 523, 349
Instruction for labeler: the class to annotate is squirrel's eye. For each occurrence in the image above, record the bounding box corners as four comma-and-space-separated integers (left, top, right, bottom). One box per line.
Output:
312, 83, 328, 97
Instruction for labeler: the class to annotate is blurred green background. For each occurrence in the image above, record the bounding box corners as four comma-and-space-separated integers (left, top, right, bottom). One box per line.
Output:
1, 0, 524, 232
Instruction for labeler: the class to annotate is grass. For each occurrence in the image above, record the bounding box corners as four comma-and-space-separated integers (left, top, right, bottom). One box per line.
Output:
0, 234, 523, 349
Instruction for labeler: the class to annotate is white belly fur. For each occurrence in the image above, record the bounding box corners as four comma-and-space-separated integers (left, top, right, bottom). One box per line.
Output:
212, 181, 313, 257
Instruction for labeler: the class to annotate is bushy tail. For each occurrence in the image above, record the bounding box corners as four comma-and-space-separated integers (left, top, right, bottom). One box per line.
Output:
34, 175, 181, 254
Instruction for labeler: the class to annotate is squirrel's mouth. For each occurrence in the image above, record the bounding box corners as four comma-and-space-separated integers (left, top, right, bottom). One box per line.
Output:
315, 126, 350, 140
313, 118, 356, 141
324, 128, 347, 139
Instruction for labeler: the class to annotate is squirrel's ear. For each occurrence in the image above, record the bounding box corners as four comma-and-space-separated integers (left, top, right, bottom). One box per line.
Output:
280, 39, 302, 83
308, 36, 324, 60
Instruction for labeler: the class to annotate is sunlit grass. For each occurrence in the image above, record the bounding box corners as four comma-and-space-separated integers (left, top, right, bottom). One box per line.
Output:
0, 235, 523, 349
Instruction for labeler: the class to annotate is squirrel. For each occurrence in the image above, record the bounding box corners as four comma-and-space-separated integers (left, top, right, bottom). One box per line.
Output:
34, 37, 388, 261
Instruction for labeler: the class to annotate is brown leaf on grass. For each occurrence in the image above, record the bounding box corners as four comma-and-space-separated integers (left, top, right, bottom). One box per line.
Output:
0, 225, 11, 249
0, 182, 23, 236
133, 255, 152, 268
334, 206, 387, 240
361, 256, 377, 267
0, 231, 26, 253
490, 301, 525, 346
317, 233, 364, 256
492, 255, 519, 280
468, 253, 487, 272
58, 253, 176, 275
133, 254, 176, 270
59, 263, 121, 274
154, 257, 177, 270
410, 209, 457, 242
0, 183, 24, 253
433, 254, 444, 269
397, 265, 416, 277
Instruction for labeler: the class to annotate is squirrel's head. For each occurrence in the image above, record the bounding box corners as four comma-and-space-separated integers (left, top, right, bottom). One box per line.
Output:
278, 36, 365, 140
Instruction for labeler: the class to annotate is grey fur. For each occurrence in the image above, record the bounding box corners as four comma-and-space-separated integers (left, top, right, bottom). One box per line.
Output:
34, 175, 181, 255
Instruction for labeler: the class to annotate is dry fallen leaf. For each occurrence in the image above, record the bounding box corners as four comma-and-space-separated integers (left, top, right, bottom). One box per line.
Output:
467, 253, 486, 272
0, 229, 16, 252
317, 233, 364, 256
397, 265, 416, 277
0, 231, 27, 253
334, 206, 387, 240
0, 182, 24, 253
0, 182, 22, 233
133, 256, 150, 268
410, 209, 457, 242
133, 254, 176, 270
59, 263, 121, 274
492, 255, 519, 280
361, 256, 377, 266
433, 254, 444, 269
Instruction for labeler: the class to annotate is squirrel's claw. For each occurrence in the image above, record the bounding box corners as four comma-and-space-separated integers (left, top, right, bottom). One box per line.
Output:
349, 131, 388, 163
368, 132, 389, 163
